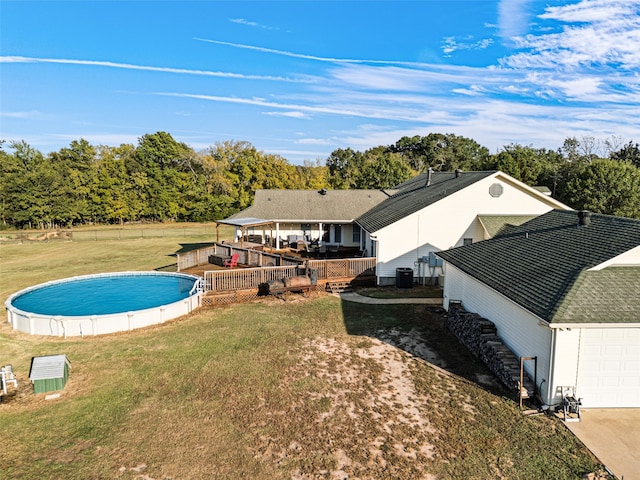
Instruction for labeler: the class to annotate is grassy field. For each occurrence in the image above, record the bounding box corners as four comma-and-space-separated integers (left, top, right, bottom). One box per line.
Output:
0, 228, 607, 479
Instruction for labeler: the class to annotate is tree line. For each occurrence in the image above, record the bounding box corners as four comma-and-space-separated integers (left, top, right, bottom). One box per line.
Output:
2, 131, 639, 229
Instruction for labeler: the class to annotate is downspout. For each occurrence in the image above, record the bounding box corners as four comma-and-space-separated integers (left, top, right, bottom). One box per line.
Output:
546, 327, 558, 407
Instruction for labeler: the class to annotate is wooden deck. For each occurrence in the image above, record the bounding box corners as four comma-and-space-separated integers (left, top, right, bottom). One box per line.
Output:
177, 241, 375, 305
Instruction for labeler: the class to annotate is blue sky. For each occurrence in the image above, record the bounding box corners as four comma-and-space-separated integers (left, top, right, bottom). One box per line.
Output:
2, 0, 639, 164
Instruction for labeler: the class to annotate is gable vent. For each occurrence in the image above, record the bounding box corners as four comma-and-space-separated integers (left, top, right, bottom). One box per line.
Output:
489, 183, 504, 198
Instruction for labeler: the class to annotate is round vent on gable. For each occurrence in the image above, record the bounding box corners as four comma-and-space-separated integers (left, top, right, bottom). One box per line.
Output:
489, 183, 504, 198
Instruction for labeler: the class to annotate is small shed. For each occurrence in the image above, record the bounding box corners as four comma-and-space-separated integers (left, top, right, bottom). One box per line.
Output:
29, 354, 71, 394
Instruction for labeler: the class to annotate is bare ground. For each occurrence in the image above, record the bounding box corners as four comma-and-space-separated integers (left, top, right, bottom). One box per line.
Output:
0, 295, 609, 479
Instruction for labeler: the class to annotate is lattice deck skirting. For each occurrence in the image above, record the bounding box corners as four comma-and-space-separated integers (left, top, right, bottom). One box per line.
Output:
202, 285, 323, 306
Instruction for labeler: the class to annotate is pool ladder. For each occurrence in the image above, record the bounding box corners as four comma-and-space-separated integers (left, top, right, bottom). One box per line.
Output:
190, 278, 205, 295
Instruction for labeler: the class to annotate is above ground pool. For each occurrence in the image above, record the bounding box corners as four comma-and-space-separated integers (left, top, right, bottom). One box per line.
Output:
5, 272, 203, 337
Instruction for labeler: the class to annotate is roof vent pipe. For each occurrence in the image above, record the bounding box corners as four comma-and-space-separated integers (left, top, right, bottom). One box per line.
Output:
426, 167, 433, 186
578, 210, 592, 226
455, 169, 461, 178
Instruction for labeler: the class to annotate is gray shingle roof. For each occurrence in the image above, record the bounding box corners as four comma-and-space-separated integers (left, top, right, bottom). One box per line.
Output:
553, 268, 640, 323
356, 171, 496, 233
437, 210, 640, 324
477, 215, 539, 237
228, 189, 390, 223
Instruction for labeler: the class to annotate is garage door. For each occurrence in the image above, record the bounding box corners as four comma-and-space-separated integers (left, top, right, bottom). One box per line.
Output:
577, 328, 640, 408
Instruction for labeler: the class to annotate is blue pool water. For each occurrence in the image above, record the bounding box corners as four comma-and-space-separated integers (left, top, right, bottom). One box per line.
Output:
11, 273, 197, 316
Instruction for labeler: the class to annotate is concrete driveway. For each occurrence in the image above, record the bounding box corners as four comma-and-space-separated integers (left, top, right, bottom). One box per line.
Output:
565, 409, 640, 480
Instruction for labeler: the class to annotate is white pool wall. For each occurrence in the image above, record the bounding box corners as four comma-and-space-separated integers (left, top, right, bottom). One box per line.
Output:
5, 272, 203, 337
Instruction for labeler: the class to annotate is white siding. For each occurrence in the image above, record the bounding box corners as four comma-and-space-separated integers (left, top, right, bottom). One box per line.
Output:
444, 264, 640, 408
591, 245, 640, 270
443, 264, 554, 403
550, 329, 582, 406
375, 173, 562, 283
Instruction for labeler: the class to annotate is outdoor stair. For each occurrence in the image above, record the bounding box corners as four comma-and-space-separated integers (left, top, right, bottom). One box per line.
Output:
326, 281, 353, 294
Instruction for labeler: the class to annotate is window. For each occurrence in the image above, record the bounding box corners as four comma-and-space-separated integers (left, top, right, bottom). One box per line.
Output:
334, 224, 342, 243
322, 224, 330, 242
463, 238, 473, 246
352, 225, 361, 243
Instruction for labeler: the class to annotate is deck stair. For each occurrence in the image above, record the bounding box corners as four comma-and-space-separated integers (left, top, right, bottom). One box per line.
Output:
326, 281, 353, 294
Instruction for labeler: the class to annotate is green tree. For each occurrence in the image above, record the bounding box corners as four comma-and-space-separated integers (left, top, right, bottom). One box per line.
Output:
326, 148, 365, 189
562, 159, 640, 218
292, 159, 329, 190
610, 141, 640, 168
206, 140, 300, 213
485, 144, 554, 186
48, 139, 97, 225
1, 141, 60, 228
88, 146, 130, 224
390, 133, 490, 172
358, 150, 413, 189
133, 132, 198, 221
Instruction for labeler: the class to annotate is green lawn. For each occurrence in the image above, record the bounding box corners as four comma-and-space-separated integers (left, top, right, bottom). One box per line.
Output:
0, 228, 607, 479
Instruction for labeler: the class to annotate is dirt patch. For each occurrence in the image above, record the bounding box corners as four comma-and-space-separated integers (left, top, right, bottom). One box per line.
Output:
251, 334, 447, 479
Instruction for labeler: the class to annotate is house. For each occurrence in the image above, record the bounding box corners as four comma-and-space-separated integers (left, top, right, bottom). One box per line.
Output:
437, 210, 640, 408
223, 189, 390, 250
355, 170, 570, 286
29, 354, 71, 394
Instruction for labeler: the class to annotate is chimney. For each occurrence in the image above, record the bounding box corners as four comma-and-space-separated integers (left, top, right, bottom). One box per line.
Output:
426, 167, 433, 186
455, 169, 461, 178
578, 210, 591, 226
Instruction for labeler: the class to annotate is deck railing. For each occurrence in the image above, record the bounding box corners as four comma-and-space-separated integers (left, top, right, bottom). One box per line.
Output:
203, 257, 376, 293
177, 243, 296, 271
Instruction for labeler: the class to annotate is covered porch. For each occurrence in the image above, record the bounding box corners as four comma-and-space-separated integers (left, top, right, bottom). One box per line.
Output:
215, 217, 365, 254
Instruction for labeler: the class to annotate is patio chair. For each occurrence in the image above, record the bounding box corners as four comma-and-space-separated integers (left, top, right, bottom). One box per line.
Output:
223, 253, 239, 268
1, 364, 17, 395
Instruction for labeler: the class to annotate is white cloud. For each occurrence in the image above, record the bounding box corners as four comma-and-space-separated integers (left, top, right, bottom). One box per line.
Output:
229, 18, 279, 30
503, 0, 640, 70
497, 0, 535, 39
264, 111, 310, 119
0, 55, 309, 83
441, 36, 493, 56
296, 138, 333, 146
4, 1, 640, 163
452, 85, 487, 96
0, 110, 43, 119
